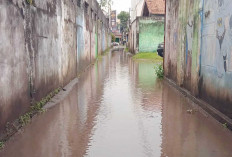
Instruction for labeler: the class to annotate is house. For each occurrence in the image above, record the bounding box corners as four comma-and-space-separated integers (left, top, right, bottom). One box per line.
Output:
129, 0, 165, 53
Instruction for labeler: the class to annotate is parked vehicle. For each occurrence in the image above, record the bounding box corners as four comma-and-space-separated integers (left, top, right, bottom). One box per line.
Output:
157, 42, 164, 57
112, 42, 119, 46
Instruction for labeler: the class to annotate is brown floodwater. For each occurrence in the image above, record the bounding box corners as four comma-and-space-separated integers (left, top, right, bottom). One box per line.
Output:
1, 50, 232, 157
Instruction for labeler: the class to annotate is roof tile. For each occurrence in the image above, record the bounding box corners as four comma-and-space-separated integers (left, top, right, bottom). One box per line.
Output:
145, 0, 165, 15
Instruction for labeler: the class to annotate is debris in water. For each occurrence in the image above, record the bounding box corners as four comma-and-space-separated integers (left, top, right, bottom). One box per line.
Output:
187, 109, 194, 114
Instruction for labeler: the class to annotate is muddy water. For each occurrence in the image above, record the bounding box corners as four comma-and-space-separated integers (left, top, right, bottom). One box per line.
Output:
1, 51, 232, 157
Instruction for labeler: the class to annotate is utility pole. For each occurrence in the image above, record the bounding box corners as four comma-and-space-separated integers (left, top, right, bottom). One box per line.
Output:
108, 0, 112, 30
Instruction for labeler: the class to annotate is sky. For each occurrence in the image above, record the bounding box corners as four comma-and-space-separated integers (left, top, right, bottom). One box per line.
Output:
112, 0, 131, 14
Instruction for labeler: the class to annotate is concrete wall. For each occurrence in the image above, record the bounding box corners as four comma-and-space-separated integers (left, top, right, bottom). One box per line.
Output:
130, 16, 164, 53
165, 0, 232, 119
0, 0, 110, 133
130, 19, 138, 54
139, 17, 164, 52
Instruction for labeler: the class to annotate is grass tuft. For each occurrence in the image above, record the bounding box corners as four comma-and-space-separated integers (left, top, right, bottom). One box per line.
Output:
17, 88, 61, 128
223, 123, 228, 128
0, 141, 5, 149
19, 113, 32, 126
26, 0, 33, 4
133, 52, 163, 62
103, 48, 110, 55
155, 64, 164, 79
0, 87, 61, 150
125, 47, 129, 52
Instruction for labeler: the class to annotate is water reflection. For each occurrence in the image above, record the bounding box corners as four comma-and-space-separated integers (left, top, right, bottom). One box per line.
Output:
161, 82, 232, 157
0, 51, 232, 157
84, 51, 162, 157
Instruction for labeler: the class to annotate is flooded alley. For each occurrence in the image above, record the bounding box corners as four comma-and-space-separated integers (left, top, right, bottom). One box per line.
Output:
1, 50, 232, 157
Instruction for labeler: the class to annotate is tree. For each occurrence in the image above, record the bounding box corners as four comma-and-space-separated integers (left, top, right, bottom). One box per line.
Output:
111, 33, 116, 42
117, 11, 130, 32
98, 0, 113, 9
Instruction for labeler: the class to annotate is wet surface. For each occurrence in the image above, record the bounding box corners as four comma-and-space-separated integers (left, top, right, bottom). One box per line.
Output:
1, 51, 232, 157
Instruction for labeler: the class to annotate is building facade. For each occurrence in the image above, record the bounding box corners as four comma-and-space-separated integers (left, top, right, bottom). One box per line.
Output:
129, 0, 165, 53
111, 10, 117, 32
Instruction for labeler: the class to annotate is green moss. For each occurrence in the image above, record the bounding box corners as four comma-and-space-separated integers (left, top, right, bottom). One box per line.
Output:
223, 123, 228, 128
125, 47, 129, 52
18, 87, 61, 127
103, 48, 110, 55
139, 21, 164, 52
0, 87, 62, 150
0, 141, 5, 150
133, 52, 163, 62
26, 0, 33, 5
19, 113, 32, 126
30, 102, 45, 113
96, 48, 110, 61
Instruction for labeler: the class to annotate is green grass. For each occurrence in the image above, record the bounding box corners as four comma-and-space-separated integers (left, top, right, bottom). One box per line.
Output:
96, 48, 110, 61
26, 0, 33, 4
223, 123, 228, 128
0, 141, 5, 149
18, 88, 61, 126
133, 52, 163, 62
125, 47, 129, 52
155, 64, 164, 79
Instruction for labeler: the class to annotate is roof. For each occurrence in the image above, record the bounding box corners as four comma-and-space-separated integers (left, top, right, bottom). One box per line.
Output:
145, 0, 165, 15
113, 32, 122, 37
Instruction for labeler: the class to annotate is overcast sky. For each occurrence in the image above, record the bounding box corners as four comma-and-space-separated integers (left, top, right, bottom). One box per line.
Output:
112, 0, 131, 14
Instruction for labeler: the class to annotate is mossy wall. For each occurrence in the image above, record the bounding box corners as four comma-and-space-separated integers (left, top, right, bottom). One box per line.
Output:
0, 0, 110, 135
139, 18, 164, 52
165, 0, 232, 119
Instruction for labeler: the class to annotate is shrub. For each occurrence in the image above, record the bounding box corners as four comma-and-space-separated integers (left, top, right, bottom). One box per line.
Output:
155, 64, 164, 79
26, 0, 33, 5
111, 33, 115, 42
125, 47, 129, 52
0, 141, 4, 149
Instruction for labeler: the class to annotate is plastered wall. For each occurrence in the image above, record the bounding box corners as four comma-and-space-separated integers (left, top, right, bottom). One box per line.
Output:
0, 0, 110, 133
165, 0, 232, 118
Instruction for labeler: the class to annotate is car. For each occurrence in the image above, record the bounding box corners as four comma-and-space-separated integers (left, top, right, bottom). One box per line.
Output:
112, 42, 119, 46
157, 42, 164, 57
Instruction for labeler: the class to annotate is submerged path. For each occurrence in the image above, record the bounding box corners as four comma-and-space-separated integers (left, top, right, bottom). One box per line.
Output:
1, 50, 232, 157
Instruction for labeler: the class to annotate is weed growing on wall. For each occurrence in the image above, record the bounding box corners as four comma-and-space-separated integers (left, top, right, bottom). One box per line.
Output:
19, 113, 31, 126
26, 0, 33, 5
102, 48, 110, 56
18, 88, 61, 126
0, 87, 61, 148
125, 47, 129, 52
0, 141, 5, 149
223, 123, 228, 128
155, 64, 164, 79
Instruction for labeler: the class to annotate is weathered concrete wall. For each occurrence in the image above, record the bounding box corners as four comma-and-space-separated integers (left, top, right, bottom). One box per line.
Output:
0, 0, 30, 132
0, 0, 110, 133
165, 0, 232, 119
130, 16, 164, 53
139, 17, 164, 52
130, 19, 138, 54
76, 0, 110, 73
